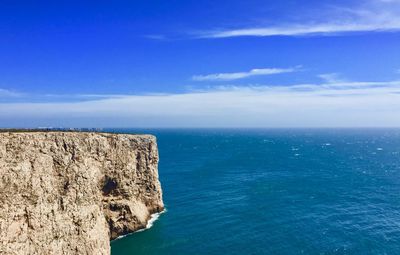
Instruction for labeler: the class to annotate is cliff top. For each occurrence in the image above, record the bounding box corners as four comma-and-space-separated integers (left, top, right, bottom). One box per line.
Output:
0, 128, 100, 132
0, 128, 152, 136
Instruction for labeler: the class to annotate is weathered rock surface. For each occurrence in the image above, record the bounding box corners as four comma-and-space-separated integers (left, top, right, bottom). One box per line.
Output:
0, 132, 164, 255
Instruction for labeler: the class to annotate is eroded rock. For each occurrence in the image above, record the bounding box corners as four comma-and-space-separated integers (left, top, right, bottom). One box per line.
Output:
0, 132, 164, 255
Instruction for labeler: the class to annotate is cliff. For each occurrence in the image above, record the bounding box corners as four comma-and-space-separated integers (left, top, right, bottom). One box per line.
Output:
0, 132, 164, 255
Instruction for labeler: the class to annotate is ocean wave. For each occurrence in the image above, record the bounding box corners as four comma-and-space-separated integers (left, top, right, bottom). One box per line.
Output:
114, 209, 166, 240
137, 209, 167, 233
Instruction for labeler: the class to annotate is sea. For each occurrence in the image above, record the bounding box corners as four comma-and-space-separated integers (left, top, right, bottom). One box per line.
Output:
109, 128, 400, 255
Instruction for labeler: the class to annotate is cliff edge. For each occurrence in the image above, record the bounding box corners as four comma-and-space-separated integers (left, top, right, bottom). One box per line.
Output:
0, 132, 164, 255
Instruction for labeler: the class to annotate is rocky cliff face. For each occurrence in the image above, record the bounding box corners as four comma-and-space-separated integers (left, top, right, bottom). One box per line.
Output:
0, 132, 164, 255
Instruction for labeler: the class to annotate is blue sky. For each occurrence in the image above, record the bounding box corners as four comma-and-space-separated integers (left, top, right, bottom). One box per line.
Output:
1, 0, 400, 127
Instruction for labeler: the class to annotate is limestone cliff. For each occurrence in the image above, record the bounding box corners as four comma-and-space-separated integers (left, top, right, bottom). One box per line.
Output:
0, 132, 164, 255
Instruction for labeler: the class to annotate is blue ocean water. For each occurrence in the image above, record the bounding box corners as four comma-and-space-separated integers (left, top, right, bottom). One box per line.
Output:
110, 129, 400, 255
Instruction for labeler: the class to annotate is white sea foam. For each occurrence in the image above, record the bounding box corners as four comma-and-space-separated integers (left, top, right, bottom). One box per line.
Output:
139, 209, 166, 232
113, 209, 166, 240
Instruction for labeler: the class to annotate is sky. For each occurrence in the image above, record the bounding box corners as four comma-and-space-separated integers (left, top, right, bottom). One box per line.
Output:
1, 0, 400, 128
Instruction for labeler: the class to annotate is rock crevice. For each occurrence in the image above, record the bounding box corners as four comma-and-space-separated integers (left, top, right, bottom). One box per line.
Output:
0, 132, 164, 255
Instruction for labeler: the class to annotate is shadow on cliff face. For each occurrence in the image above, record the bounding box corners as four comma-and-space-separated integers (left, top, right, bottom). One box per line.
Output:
102, 176, 118, 196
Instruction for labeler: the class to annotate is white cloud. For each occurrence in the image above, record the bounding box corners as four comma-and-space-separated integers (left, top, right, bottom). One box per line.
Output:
143, 34, 169, 40
192, 67, 299, 81
1, 80, 400, 128
202, 23, 400, 38
0, 88, 22, 97
318, 73, 346, 84
199, 0, 400, 38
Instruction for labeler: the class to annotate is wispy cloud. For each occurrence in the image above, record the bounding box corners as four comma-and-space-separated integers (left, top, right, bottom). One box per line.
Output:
0, 88, 22, 97
192, 67, 299, 81
318, 73, 347, 84
199, 0, 400, 38
143, 34, 169, 40
202, 23, 400, 38
1, 79, 400, 127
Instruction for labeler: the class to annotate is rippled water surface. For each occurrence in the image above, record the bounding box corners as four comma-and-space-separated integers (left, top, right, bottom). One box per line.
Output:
110, 129, 400, 255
